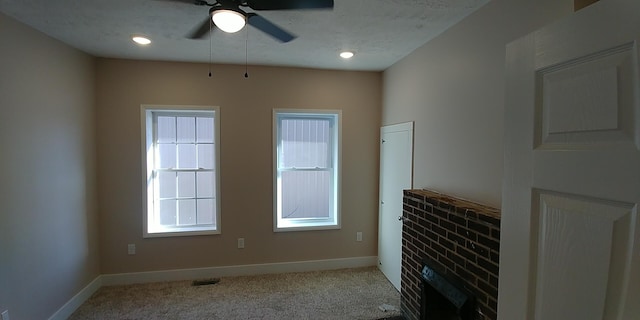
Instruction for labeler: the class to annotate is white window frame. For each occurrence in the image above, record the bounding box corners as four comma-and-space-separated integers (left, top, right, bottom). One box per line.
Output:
273, 109, 341, 232
141, 105, 221, 238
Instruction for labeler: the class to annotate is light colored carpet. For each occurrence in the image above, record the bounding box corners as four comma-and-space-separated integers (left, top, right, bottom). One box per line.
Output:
69, 267, 402, 320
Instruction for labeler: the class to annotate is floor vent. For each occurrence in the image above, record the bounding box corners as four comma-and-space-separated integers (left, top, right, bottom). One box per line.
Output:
191, 278, 220, 286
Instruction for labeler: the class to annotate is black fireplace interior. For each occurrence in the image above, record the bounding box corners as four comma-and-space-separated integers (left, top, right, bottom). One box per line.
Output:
421, 259, 477, 320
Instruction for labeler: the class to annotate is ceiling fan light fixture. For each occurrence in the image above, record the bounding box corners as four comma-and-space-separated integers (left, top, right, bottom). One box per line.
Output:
212, 9, 246, 33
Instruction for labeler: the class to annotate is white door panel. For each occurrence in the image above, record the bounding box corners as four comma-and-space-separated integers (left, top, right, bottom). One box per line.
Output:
531, 191, 636, 319
500, 0, 640, 319
378, 122, 413, 291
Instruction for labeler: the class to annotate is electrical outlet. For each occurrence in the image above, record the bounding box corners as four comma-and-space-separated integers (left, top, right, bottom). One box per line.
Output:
237, 238, 245, 249
127, 243, 136, 255
1, 310, 10, 320
356, 232, 363, 242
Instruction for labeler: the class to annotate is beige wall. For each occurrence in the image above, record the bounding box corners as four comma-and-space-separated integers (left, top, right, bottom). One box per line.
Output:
382, 0, 574, 208
0, 13, 99, 320
96, 59, 382, 274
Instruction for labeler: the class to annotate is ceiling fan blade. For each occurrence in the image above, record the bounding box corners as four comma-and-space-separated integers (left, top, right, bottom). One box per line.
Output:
187, 17, 213, 39
247, 0, 333, 10
247, 13, 296, 43
156, 0, 210, 5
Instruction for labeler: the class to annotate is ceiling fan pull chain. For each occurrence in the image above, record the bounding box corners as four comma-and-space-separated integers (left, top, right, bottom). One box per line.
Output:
244, 20, 249, 78
209, 15, 213, 77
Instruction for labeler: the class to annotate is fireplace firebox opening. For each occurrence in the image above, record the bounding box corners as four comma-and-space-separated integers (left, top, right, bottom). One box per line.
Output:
421, 260, 477, 320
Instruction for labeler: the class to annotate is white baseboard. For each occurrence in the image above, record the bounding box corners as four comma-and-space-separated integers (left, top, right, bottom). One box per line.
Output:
101, 256, 377, 286
48, 276, 102, 320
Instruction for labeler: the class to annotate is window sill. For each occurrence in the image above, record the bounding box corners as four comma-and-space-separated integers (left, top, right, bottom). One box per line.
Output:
274, 221, 340, 232
144, 226, 220, 238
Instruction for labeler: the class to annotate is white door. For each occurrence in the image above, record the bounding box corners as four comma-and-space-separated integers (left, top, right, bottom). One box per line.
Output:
500, 1, 640, 319
378, 122, 413, 291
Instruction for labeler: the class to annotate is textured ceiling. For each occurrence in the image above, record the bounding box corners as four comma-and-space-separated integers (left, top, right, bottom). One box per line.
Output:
0, 0, 489, 71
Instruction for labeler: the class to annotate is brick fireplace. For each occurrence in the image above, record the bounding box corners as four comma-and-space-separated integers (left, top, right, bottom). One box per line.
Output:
401, 189, 500, 320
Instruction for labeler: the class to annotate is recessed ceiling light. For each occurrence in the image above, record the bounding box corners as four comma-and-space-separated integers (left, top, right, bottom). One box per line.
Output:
132, 36, 151, 45
340, 51, 354, 59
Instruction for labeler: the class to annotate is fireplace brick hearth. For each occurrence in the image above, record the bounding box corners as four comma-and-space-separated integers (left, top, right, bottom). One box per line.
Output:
401, 189, 500, 320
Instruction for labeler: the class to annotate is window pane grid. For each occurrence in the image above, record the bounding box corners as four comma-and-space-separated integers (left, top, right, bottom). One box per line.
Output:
152, 168, 215, 226
155, 142, 215, 169
149, 111, 217, 233
155, 115, 215, 169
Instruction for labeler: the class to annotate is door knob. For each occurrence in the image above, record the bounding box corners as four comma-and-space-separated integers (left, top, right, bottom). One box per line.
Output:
398, 216, 406, 222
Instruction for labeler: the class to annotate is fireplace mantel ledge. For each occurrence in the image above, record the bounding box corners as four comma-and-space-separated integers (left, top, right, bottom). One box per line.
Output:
404, 189, 500, 219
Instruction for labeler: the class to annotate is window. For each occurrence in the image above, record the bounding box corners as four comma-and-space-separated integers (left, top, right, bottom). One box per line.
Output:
141, 105, 220, 237
273, 110, 341, 231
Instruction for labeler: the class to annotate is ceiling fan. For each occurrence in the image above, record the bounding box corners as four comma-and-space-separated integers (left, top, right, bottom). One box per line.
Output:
173, 0, 334, 43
